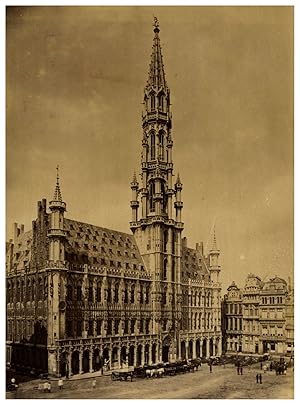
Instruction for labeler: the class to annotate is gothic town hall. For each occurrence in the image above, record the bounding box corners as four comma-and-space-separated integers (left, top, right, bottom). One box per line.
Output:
6, 20, 222, 377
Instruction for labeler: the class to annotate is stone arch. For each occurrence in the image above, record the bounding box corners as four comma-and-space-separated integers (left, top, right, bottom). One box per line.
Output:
82, 349, 90, 373
93, 348, 101, 371
112, 346, 119, 369
209, 338, 214, 357
128, 345, 135, 367
137, 344, 142, 366
103, 347, 109, 362
181, 341, 186, 360
162, 335, 171, 363
202, 339, 207, 358
152, 343, 157, 364
196, 339, 200, 358
144, 344, 150, 365
71, 351, 80, 375
60, 351, 68, 377
188, 340, 193, 359
121, 346, 127, 368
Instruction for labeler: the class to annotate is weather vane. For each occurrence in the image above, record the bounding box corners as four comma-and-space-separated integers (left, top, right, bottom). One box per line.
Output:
153, 16, 159, 30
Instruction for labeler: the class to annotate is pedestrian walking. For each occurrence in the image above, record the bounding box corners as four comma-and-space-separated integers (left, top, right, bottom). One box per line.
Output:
237, 366, 240, 375
209, 363, 212, 373
240, 366, 243, 375
47, 381, 52, 393
58, 378, 64, 390
260, 362, 263, 370
43, 381, 48, 393
256, 374, 259, 383
92, 379, 96, 389
259, 373, 262, 384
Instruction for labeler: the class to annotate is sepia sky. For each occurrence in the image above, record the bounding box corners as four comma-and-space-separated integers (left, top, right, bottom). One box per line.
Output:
6, 6, 293, 291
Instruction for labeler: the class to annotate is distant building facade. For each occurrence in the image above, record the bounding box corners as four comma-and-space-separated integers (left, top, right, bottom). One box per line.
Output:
6, 20, 222, 377
223, 275, 294, 356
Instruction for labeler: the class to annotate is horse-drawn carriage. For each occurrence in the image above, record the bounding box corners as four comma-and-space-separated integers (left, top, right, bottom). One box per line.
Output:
111, 370, 133, 382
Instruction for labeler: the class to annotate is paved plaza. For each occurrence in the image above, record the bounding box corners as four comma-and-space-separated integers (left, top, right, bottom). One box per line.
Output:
8, 363, 293, 400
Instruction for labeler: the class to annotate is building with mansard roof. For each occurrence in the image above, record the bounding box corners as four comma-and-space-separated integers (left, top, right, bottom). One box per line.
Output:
6, 19, 222, 377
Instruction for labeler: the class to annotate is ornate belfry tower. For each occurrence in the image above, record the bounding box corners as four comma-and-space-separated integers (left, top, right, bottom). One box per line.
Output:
130, 18, 184, 346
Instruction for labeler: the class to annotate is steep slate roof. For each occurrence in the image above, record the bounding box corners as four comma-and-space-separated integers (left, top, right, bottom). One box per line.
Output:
64, 218, 146, 273
7, 230, 32, 272
181, 246, 210, 281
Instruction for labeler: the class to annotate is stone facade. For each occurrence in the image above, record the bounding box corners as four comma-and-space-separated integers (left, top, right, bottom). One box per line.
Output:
6, 20, 222, 377
223, 274, 294, 357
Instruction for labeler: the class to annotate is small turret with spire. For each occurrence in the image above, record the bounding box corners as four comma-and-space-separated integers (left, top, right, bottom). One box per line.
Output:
48, 165, 66, 264
209, 224, 220, 283
130, 171, 139, 223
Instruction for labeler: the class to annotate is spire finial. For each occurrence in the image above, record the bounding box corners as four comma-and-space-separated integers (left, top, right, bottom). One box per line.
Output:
153, 16, 160, 33
56, 164, 59, 184
211, 224, 218, 251
53, 165, 62, 202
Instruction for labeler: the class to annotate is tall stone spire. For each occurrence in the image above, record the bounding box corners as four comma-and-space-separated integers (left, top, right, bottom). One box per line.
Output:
53, 165, 63, 202
146, 17, 167, 90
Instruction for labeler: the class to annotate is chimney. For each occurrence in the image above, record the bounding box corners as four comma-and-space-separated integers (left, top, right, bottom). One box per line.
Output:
182, 237, 187, 248
20, 224, 25, 235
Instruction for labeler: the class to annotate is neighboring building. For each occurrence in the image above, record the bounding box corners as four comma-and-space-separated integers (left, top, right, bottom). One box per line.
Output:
259, 276, 289, 355
223, 275, 294, 356
285, 278, 294, 356
242, 274, 263, 355
222, 281, 243, 353
6, 19, 222, 377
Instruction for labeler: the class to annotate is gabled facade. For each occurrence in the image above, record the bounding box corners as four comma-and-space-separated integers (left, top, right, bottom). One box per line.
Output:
6, 19, 222, 377
223, 275, 294, 357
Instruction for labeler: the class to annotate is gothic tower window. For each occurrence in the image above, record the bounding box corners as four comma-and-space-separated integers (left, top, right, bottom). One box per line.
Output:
158, 93, 164, 111
163, 229, 168, 252
161, 181, 167, 213
150, 94, 155, 110
159, 131, 164, 160
163, 258, 167, 280
149, 181, 155, 212
171, 259, 175, 282
150, 132, 155, 160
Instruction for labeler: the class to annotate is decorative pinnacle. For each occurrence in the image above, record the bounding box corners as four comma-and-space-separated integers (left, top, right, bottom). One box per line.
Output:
131, 170, 139, 188
53, 165, 63, 202
176, 173, 181, 185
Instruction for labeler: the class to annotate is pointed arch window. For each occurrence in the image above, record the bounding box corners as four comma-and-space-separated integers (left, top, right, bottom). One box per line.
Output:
158, 131, 164, 160
150, 94, 156, 111
158, 93, 164, 111
163, 258, 167, 280
150, 132, 155, 160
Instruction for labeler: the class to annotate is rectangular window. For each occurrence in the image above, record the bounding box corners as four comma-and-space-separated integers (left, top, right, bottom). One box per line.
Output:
96, 287, 101, 302
77, 320, 82, 337
124, 320, 129, 334
131, 319, 135, 334
88, 287, 93, 302
96, 320, 102, 335
88, 320, 93, 336
114, 319, 119, 335
107, 320, 112, 335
